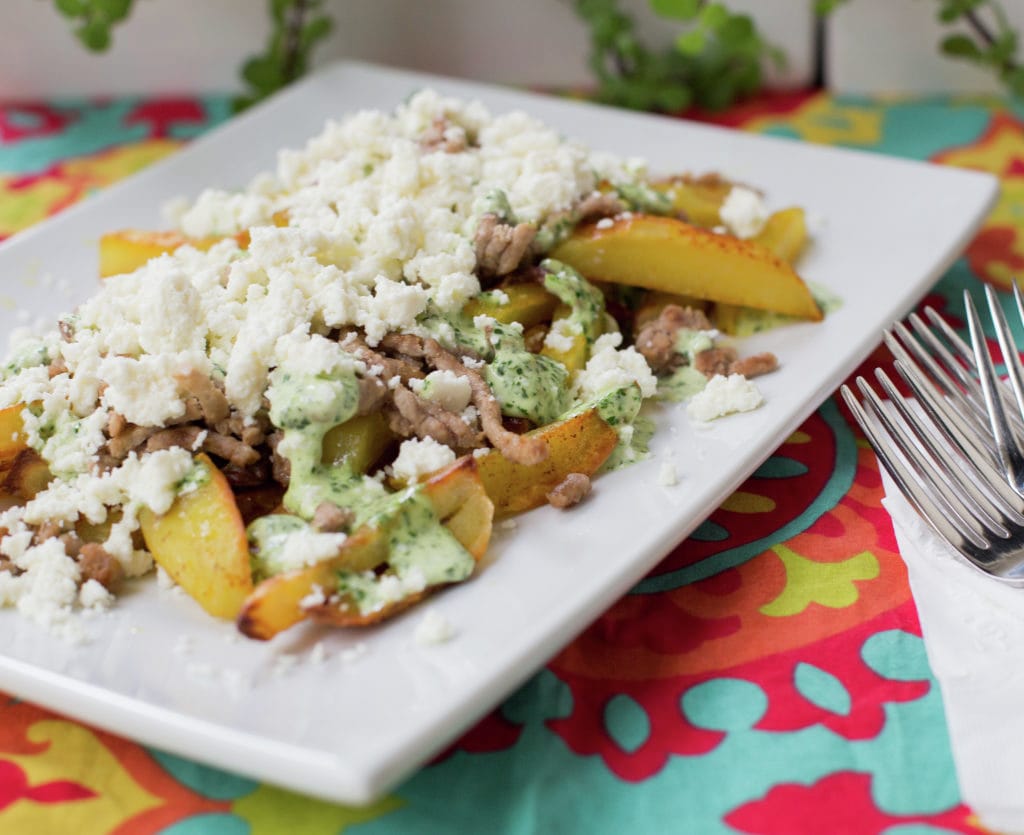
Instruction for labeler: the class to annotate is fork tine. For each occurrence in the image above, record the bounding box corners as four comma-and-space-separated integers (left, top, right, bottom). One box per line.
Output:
989, 281, 1024, 424
924, 302, 1024, 439
906, 312, 986, 410
848, 377, 993, 549
890, 353, 1008, 488
884, 329, 1001, 463
965, 288, 1024, 482
840, 384, 961, 547
873, 366, 1024, 527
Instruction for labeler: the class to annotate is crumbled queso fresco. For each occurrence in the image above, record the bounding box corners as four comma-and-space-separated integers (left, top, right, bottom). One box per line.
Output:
0, 88, 776, 639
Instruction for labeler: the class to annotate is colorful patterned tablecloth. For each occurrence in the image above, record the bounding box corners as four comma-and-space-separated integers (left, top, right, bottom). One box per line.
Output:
0, 90, 1019, 834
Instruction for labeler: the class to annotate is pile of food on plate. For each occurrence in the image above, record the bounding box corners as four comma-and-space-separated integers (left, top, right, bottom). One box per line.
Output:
0, 90, 821, 640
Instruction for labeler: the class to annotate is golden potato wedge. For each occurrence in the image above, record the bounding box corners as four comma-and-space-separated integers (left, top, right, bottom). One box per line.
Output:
1, 449, 51, 501
551, 215, 822, 321
475, 407, 619, 516
306, 588, 427, 628
539, 303, 588, 372
237, 525, 387, 640
462, 283, 558, 328
139, 453, 253, 620
99, 230, 241, 278
98, 212, 290, 278
0, 404, 30, 470
651, 174, 733, 227
754, 207, 808, 264
322, 412, 395, 474
237, 457, 493, 640
420, 456, 494, 559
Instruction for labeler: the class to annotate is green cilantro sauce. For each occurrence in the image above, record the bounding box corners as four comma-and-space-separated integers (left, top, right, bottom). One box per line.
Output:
419, 311, 573, 426
247, 364, 474, 612
650, 327, 716, 404
657, 366, 707, 403
615, 182, 673, 215
541, 258, 605, 345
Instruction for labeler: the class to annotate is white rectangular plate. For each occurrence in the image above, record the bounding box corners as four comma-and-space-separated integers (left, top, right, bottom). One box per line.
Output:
0, 61, 998, 805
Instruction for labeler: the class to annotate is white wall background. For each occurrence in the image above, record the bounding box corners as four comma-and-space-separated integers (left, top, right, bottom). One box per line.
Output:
0, 0, 814, 98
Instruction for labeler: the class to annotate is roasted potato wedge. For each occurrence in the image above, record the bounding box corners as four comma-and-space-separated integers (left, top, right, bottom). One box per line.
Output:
1, 449, 51, 501
754, 207, 808, 264
539, 303, 588, 372
551, 215, 822, 321
651, 175, 733, 227
99, 230, 247, 278
0, 404, 30, 470
322, 412, 395, 474
139, 453, 253, 619
99, 212, 290, 278
237, 457, 493, 640
238, 525, 388, 640
462, 283, 558, 328
475, 407, 619, 516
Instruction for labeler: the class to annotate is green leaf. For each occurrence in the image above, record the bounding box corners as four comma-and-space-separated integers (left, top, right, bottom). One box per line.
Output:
301, 15, 333, 48
699, 3, 730, 30
96, 0, 132, 22
54, 0, 85, 16
990, 30, 1018, 64
242, 55, 284, 92
76, 20, 111, 51
649, 0, 701, 21
676, 28, 706, 56
720, 14, 755, 45
814, 0, 847, 14
271, 0, 293, 25
656, 84, 692, 112
1004, 66, 1024, 97
940, 33, 983, 59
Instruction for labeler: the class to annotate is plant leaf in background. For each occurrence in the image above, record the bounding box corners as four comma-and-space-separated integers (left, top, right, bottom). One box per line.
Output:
234, 0, 334, 111
52, 0, 134, 52
574, 0, 777, 112
46, 0, 1024, 111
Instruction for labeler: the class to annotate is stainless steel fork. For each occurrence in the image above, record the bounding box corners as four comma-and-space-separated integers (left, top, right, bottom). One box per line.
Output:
840, 302, 1024, 585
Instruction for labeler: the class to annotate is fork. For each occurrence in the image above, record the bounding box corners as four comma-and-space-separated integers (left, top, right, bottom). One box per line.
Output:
840, 301, 1024, 585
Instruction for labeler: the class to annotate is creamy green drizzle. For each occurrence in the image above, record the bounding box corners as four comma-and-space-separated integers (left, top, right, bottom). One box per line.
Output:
420, 311, 572, 426
615, 182, 673, 215
247, 364, 474, 610
657, 366, 708, 403
541, 258, 605, 345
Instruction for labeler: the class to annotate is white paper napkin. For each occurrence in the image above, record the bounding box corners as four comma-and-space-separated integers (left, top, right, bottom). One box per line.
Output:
880, 466, 1024, 834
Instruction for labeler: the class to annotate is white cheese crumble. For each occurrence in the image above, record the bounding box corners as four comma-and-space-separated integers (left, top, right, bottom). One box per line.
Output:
574, 332, 657, 400
414, 608, 456, 646
658, 460, 679, 487
409, 369, 472, 413
78, 578, 113, 610
687, 373, 764, 422
719, 186, 768, 239
390, 437, 456, 484
274, 529, 348, 572
543, 318, 582, 354
376, 566, 427, 608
